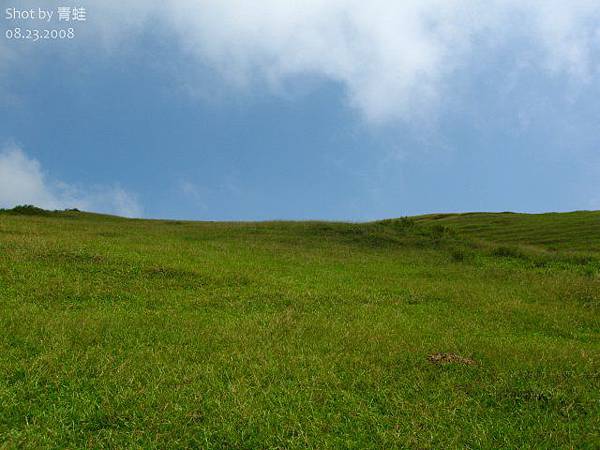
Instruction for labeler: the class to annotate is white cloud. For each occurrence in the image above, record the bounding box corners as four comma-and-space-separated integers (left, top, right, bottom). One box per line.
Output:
5, 1, 600, 122
0, 145, 143, 217
526, 0, 600, 80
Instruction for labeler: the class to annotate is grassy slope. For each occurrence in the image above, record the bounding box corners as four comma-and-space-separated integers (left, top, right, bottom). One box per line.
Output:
0, 210, 599, 448
415, 210, 600, 252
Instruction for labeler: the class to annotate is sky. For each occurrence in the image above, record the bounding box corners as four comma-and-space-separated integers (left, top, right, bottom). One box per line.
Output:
1, 0, 600, 220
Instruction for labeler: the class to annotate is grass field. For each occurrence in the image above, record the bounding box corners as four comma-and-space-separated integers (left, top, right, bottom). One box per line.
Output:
1, 207, 599, 448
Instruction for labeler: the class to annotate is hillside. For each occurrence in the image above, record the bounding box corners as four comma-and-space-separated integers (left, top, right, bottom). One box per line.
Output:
0, 208, 599, 448
414, 210, 600, 252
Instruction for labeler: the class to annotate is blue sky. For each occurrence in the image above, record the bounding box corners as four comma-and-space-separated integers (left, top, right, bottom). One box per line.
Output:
1, 1, 600, 220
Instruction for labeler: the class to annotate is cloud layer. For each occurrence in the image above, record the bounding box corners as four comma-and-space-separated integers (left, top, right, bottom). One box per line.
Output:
3, 1, 600, 123
72, 0, 600, 122
0, 146, 142, 217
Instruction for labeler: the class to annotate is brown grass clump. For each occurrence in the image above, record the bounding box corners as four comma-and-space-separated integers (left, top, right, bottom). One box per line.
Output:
428, 352, 477, 366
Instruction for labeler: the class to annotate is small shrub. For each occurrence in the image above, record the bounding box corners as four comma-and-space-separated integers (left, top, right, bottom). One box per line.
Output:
0, 205, 51, 216
569, 255, 594, 266
583, 264, 600, 278
450, 248, 472, 262
492, 246, 523, 259
398, 217, 416, 228
431, 224, 448, 235
429, 224, 454, 244
380, 217, 416, 232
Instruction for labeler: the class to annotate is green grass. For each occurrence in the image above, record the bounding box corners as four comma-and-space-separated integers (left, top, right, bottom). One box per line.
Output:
0, 208, 599, 448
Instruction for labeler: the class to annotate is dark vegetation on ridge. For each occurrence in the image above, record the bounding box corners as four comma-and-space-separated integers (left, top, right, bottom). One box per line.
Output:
1, 205, 599, 448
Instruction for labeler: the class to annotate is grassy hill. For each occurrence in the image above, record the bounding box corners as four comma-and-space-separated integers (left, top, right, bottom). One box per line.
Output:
415, 210, 600, 252
0, 208, 599, 448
